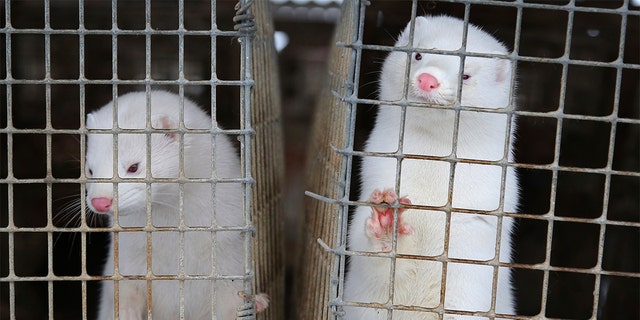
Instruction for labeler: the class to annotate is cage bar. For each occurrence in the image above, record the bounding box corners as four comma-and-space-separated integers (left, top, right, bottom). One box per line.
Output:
299, 0, 639, 319
0, 0, 285, 319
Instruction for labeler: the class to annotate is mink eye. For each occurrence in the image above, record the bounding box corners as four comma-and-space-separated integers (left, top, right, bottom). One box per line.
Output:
462, 74, 471, 80
127, 163, 140, 174
414, 53, 422, 61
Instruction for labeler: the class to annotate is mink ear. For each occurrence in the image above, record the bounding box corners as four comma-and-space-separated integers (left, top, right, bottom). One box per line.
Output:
396, 26, 411, 46
414, 16, 427, 27
86, 112, 106, 129
397, 16, 426, 46
86, 113, 95, 127
151, 114, 178, 141
495, 58, 512, 84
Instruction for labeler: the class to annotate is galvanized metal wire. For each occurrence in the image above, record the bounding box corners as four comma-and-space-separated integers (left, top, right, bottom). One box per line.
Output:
0, 0, 267, 319
301, 0, 639, 319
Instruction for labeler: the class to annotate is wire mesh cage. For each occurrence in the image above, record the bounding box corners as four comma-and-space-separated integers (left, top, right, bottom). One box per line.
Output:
0, 0, 284, 319
1, 0, 639, 319
299, 0, 639, 319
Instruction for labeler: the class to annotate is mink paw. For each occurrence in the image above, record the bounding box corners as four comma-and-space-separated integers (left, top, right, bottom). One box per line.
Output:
365, 188, 413, 251
236, 292, 269, 318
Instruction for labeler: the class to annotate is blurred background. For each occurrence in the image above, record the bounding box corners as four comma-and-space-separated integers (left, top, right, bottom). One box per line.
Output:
1, 0, 638, 319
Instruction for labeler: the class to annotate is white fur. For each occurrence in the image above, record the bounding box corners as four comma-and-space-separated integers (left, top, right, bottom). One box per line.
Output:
86, 91, 246, 319
344, 16, 519, 319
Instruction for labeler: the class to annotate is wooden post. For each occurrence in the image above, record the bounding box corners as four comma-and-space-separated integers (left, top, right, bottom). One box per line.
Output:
250, 0, 286, 318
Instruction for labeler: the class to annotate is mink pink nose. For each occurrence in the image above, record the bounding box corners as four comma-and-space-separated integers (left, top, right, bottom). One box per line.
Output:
417, 73, 440, 92
91, 197, 113, 212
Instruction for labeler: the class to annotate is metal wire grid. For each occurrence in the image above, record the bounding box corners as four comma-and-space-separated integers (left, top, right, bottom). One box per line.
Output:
305, 0, 640, 319
1, 0, 258, 319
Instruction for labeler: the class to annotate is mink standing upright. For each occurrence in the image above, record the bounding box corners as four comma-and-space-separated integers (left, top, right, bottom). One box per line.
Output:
344, 16, 519, 319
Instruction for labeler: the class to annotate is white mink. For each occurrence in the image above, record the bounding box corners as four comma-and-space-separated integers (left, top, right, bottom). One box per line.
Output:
85, 91, 268, 319
343, 16, 519, 319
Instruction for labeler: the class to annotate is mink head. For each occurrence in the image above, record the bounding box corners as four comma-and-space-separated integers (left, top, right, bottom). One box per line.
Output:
380, 15, 514, 110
